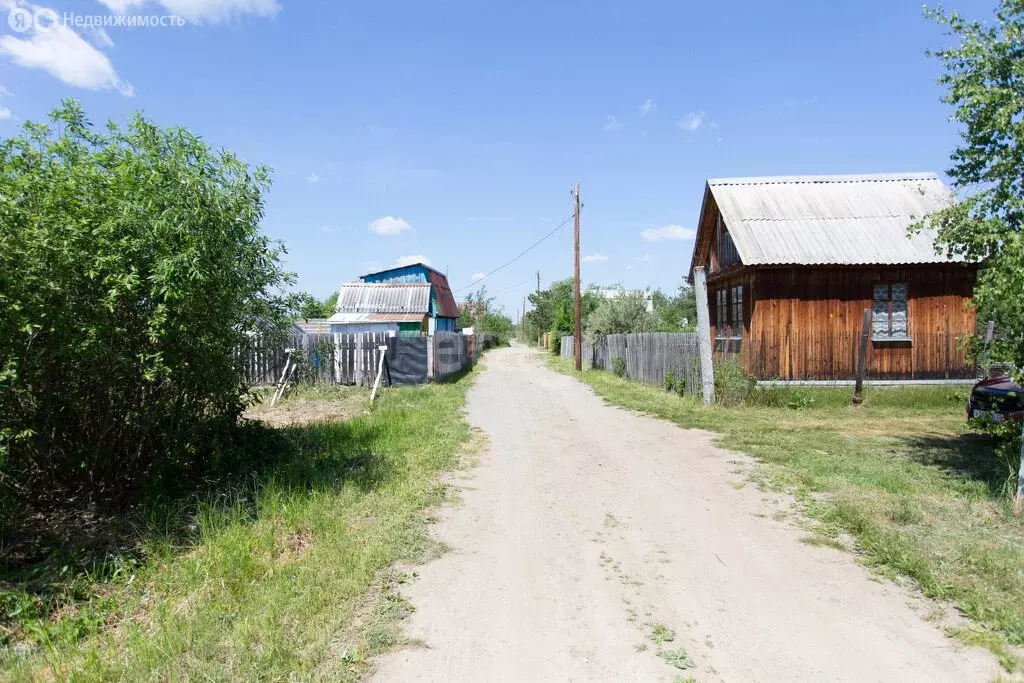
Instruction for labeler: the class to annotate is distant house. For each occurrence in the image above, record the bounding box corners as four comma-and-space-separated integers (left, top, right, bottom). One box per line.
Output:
328, 283, 430, 335
598, 288, 654, 313
326, 262, 460, 335
359, 263, 460, 333
294, 318, 332, 335
688, 172, 979, 381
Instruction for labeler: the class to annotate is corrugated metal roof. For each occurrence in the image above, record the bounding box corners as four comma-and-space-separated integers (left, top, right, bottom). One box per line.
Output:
706, 172, 960, 266
294, 318, 332, 334
328, 312, 425, 324
426, 269, 461, 318
334, 283, 431, 314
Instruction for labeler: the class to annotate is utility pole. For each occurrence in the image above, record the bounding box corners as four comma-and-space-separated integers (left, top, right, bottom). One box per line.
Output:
522, 296, 527, 342
573, 183, 582, 371
536, 270, 541, 347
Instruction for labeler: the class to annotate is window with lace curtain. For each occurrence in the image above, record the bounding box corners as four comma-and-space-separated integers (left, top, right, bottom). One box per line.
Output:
872, 283, 910, 341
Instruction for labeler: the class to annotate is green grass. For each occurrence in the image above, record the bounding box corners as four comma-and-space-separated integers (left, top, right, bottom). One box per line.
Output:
1, 373, 478, 681
549, 356, 1024, 667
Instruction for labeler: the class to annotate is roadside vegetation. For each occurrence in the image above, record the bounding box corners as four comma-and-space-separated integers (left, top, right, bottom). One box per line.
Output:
549, 356, 1024, 669
1, 376, 477, 680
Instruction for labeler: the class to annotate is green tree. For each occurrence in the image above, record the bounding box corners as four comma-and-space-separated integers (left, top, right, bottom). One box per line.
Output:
525, 277, 601, 344
925, 1, 1024, 369
0, 101, 292, 510
651, 278, 697, 332
586, 287, 658, 335
457, 286, 493, 329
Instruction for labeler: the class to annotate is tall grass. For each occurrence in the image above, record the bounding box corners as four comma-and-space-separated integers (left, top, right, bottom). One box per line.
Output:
1, 376, 476, 681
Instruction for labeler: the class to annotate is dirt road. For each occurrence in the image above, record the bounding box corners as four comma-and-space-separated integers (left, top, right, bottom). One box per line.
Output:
373, 346, 995, 682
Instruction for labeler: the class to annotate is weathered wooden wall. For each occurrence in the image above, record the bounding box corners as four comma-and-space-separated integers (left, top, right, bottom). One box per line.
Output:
714, 264, 978, 380
239, 332, 485, 387
565, 333, 702, 395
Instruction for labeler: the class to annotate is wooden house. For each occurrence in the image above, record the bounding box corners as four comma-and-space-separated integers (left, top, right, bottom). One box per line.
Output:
360, 263, 460, 332
327, 283, 430, 335
688, 173, 978, 381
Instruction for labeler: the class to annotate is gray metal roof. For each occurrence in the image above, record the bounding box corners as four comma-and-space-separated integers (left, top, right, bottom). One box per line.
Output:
334, 282, 431, 314
293, 318, 332, 334
706, 172, 960, 266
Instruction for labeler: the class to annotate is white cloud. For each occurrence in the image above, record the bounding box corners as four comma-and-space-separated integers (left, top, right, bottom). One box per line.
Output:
0, 107, 10, 120
320, 224, 340, 233
625, 264, 634, 271
676, 111, 705, 132
0, 3, 133, 96
88, 27, 114, 48
640, 225, 696, 242
603, 115, 625, 131
395, 254, 430, 267
369, 216, 412, 236
582, 253, 608, 263
471, 272, 486, 281
306, 172, 321, 183
639, 98, 655, 116
634, 253, 655, 262
96, 0, 281, 23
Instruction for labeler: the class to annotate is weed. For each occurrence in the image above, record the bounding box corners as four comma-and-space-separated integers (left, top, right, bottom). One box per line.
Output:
665, 372, 676, 393
660, 646, 695, 670
649, 623, 675, 644
947, 626, 1021, 672
612, 357, 627, 378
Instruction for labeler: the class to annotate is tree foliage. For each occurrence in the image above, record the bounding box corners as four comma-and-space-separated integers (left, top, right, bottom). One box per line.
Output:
525, 277, 602, 342
295, 290, 338, 319
457, 286, 514, 344
926, 1, 1024, 368
651, 278, 698, 332
0, 101, 293, 511
586, 287, 658, 335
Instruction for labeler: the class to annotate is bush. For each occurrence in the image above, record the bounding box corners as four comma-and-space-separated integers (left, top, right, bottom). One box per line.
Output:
664, 372, 676, 392
0, 102, 292, 517
612, 357, 627, 378
713, 358, 755, 406
550, 329, 567, 355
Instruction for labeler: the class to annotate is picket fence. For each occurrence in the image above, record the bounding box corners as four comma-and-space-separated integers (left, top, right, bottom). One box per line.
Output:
562, 333, 702, 395
239, 331, 488, 387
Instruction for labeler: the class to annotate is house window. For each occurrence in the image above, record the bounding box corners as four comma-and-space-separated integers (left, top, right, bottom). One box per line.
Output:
715, 286, 743, 339
731, 286, 743, 336
713, 215, 740, 271
872, 283, 909, 341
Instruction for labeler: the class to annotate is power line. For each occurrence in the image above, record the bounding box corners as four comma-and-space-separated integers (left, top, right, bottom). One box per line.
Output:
487, 278, 530, 296
452, 214, 574, 294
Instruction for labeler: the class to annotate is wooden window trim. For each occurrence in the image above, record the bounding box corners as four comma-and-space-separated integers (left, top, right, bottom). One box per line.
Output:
871, 282, 911, 343
715, 285, 744, 341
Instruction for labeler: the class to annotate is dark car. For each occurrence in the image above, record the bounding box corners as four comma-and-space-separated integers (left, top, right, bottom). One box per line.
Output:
968, 375, 1024, 423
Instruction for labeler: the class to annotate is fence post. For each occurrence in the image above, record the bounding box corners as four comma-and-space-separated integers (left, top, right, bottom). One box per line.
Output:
853, 309, 872, 405
693, 267, 715, 405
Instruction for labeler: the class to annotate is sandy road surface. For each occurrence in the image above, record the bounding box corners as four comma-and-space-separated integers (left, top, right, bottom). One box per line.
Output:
373, 346, 995, 682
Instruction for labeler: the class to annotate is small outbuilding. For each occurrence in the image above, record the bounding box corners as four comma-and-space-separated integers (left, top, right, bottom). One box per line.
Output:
328, 283, 429, 335
359, 262, 461, 333
688, 172, 979, 381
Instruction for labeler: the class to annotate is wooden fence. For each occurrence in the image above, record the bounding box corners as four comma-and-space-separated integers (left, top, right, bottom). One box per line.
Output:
239, 331, 489, 387
562, 333, 703, 396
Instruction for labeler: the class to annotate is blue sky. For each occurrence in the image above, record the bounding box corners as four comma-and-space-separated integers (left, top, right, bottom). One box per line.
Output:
0, 0, 994, 317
